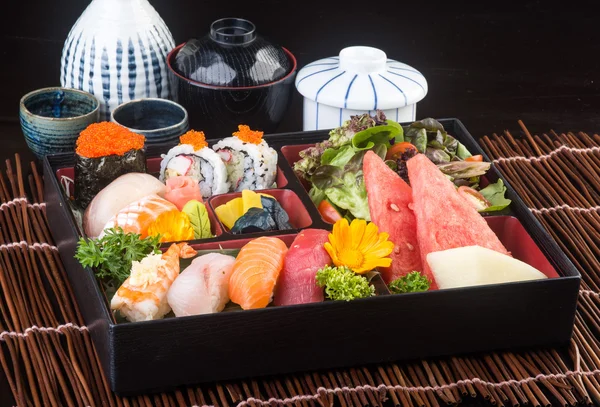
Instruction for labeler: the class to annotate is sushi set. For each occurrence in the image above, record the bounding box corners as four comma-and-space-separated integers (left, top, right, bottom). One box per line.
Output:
43, 114, 580, 395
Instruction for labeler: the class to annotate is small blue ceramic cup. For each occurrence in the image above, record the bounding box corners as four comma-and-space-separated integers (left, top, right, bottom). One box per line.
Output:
19, 87, 100, 159
110, 98, 189, 146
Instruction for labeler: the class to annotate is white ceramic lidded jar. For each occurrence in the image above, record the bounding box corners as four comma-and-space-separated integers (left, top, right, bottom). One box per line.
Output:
295, 46, 428, 130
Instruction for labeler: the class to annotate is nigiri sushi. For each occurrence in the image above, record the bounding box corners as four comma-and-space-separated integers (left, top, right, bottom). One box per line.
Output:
111, 242, 197, 322
228, 237, 288, 310
100, 194, 177, 238
167, 253, 236, 316
83, 173, 167, 238
273, 229, 332, 306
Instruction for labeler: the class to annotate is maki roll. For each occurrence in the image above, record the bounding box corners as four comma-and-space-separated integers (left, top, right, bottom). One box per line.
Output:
212, 125, 278, 192
159, 130, 229, 199
75, 122, 146, 210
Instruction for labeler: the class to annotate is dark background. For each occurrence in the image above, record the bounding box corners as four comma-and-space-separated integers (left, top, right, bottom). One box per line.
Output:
3, 0, 600, 167
2, 1, 600, 406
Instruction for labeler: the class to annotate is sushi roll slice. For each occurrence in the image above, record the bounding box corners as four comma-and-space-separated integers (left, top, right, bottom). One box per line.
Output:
74, 122, 146, 210
159, 130, 229, 199
212, 125, 278, 192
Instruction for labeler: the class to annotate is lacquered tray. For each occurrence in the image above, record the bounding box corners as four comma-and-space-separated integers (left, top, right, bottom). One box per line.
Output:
43, 118, 580, 395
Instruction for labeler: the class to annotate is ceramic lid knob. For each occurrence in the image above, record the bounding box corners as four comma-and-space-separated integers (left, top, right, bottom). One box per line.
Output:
339, 46, 387, 74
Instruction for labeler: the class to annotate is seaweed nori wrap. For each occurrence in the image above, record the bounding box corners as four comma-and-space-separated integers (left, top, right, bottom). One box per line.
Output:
75, 148, 146, 210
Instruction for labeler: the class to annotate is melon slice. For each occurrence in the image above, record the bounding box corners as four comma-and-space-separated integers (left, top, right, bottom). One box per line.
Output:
407, 154, 510, 288
363, 151, 424, 284
427, 245, 547, 289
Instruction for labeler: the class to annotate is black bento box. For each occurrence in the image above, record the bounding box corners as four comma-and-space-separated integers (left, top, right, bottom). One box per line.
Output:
43, 118, 581, 395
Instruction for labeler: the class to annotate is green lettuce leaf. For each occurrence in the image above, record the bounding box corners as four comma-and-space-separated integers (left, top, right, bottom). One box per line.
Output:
456, 143, 472, 159
310, 146, 385, 221
437, 161, 491, 179
182, 200, 213, 239
403, 118, 472, 160
309, 186, 326, 207
478, 179, 512, 212
351, 122, 402, 151
321, 144, 356, 167
322, 172, 370, 221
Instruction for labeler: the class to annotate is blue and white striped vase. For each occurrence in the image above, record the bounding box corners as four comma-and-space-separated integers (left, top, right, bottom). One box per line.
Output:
295, 46, 428, 130
60, 0, 176, 121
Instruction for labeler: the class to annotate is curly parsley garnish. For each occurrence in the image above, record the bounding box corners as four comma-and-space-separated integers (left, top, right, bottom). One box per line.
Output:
316, 266, 375, 301
75, 227, 162, 286
388, 271, 431, 294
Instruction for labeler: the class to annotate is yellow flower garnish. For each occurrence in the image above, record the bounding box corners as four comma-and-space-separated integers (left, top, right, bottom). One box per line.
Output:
324, 218, 394, 274
232, 125, 263, 144
147, 210, 194, 243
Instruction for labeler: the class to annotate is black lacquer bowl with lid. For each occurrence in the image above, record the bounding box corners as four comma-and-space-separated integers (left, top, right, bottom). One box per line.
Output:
167, 18, 297, 138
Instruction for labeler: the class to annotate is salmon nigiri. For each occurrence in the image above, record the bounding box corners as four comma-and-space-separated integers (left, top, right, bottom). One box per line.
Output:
228, 237, 288, 310
100, 194, 177, 238
110, 242, 197, 322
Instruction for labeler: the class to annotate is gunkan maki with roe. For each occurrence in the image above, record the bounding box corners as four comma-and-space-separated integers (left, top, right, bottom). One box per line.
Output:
74, 122, 146, 210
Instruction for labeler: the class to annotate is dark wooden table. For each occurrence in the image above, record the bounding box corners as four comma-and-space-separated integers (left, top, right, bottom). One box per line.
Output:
2, 1, 599, 406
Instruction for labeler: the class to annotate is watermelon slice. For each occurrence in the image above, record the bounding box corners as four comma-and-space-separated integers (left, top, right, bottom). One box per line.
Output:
407, 154, 510, 289
363, 151, 424, 284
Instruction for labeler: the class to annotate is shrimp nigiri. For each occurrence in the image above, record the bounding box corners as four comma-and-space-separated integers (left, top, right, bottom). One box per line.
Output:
110, 242, 197, 322
228, 237, 288, 310
100, 194, 177, 239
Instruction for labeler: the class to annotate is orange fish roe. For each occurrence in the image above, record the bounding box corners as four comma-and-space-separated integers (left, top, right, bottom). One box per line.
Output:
76, 122, 145, 158
179, 130, 208, 150
232, 125, 263, 144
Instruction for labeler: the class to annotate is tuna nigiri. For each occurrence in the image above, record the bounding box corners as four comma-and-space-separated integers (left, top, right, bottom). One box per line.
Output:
84, 173, 167, 238
228, 237, 288, 310
167, 253, 236, 316
100, 194, 177, 238
110, 242, 197, 322
273, 229, 331, 306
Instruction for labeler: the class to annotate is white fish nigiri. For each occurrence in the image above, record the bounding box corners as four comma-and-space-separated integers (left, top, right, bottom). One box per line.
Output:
83, 173, 166, 238
167, 253, 236, 317
110, 243, 197, 322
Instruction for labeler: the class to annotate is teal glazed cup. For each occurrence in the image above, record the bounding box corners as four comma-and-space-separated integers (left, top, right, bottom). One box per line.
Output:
19, 87, 100, 159
110, 98, 189, 146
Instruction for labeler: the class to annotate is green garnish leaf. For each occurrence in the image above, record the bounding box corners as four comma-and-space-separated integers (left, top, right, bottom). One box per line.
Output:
351, 122, 402, 151
315, 265, 375, 301
182, 200, 213, 239
389, 271, 431, 294
437, 161, 491, 179
403, 118, 471, 162
74, 227, 162, 287
308, 186, 326, 207
320, 144, 356, 167
478, 179, 512, 212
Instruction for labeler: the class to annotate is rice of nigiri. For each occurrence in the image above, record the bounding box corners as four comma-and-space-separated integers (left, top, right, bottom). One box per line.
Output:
228, 236, 288, 310
110, 242, 197, 322
167, 253, 236, 317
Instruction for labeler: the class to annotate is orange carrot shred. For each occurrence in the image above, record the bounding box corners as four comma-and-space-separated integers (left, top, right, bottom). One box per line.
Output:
76, 122, 145, 158
232, 125, 263, 144
179, 130, 208, 150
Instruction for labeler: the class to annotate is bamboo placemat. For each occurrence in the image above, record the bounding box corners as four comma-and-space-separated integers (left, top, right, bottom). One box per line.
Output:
2, 120, 600, 406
